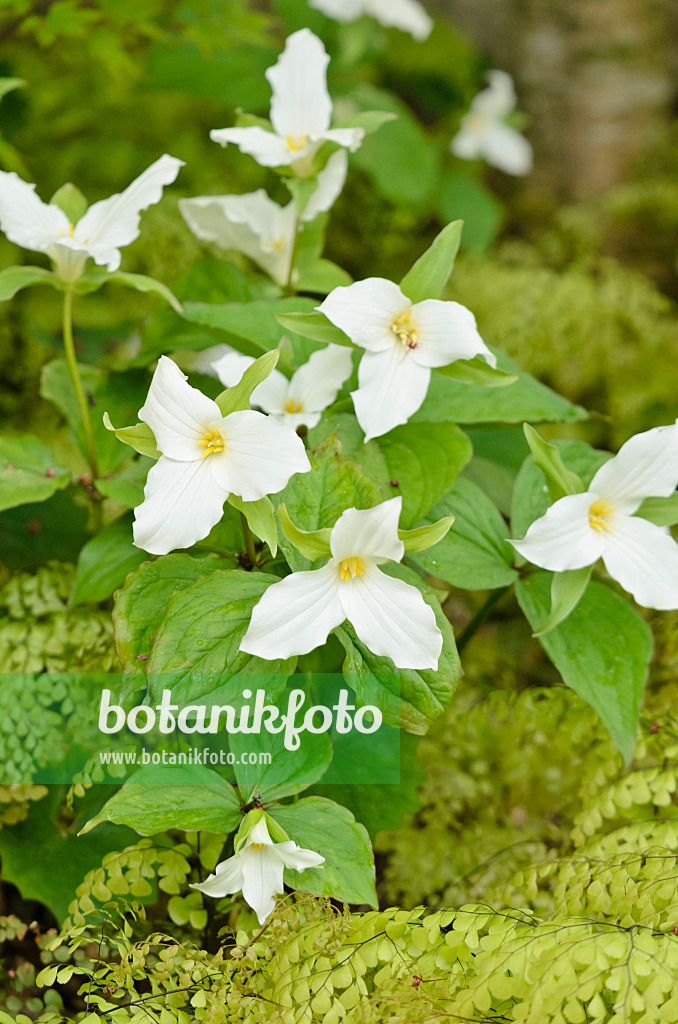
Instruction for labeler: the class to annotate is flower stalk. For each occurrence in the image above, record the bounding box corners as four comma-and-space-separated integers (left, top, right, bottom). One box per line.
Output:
62, 287, 99, 482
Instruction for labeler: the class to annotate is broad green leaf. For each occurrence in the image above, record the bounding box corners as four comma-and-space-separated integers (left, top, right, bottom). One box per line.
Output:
533, 566, 593, 636
215, 349, 279, 415
71, 514, 146, 607
437, 171, 502, 251
230, 723, 332, 803
103, 414, 160, 459
50, 183, 87, 224
335, 563, 460, 734
0, 265, 59, 301
275, 310, 352, 347
278, 503, 332, 560
75, 269, 183, 313
0, 434, 70, 512
524, 423, 584, 500
272, 796, 377, 907
400, 220, 463, 303
398, 515, 454, 552
516, 572, 652, 763
637, 493, 678, 527
96, 457, 153, 508
437, 356, 517, 388
294, 258, 352, 294
182, 297, 317, 356
409, 477, 518, 590
0, 77, 25, 102
80, 764, 242, 837
333, 109, 398, 135
227, 493, 278, 556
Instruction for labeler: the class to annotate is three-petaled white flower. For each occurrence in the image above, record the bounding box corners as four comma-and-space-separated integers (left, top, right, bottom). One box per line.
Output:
308, 0, 433, 40
210, 29, 363, 169
210, 343, 353, 430
133, 356, 310, 555
318, 278, 494, 440
0, 155, 184, 282
241, 496, 443, 669
451, 70, 533, 177
190, 815, 324, 924
179, 150, 348, 287
512, 422, 678, 610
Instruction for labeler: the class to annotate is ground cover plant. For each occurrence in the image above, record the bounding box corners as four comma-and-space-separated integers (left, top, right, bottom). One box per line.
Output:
1, 0, 678, 1021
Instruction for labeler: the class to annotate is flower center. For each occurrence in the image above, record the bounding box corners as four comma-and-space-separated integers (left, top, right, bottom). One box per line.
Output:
269, 235, 288, 253
391, 310, 419, 350
199, 429, 225, 458
286, 133, 308, 153
588, 499, 615, 533
58, 223, 76, 238
251, 842, 264, 851
340, 557, 366, 582
466, 112, 489, 135
284, 398, 303, 414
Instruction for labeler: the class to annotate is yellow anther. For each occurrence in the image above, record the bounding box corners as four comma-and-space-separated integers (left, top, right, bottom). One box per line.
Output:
284, 397, 303, 414
270, 235, 288, 253
588, 499, 614, 533
251, 842, 264, 851
391, 310, 419, 350
68, 222, 75, 238
286, 133, 308, 153
199, 429, 225, 458
340, 557, 366, 582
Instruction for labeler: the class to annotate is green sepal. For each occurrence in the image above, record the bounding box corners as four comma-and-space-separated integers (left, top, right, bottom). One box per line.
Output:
234, 808, 289, 853
275, 310, 353, 347
636, 493, 678, 527
228, 493, 278, 556
437, 356, 518, 388
0, 265, 60, 302
533, 565, 593, 637
235, 111, 273, 131
333, 110, 398, 136
103, 413, 160, 459
284, 176, 319, 218
74, 268, 183, 313
279, 503, 332, 560
398, 515, 455, 553
50, 183, 88, 224
399, 220, 463, 303
523, 423, 584, 501
215, 349, 280, 416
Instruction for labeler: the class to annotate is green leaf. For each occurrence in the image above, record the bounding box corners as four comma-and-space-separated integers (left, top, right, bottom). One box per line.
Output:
0, 434, 70, 512
400, 220, 463, 303
80, 764, 242, 837
274, 310, 353, 347
516, 572, 652, 763
409, 477, 518, 590
278, 503, 332, 560
71, 514, 146, 607
336, 563, 460, 734
0, 77, 25, 102
230, 723, 332, 803
215, 349, 279, 415
227, 493, 278, 556
294, 258, 352, 294
96, 457, 153, 508
333, 109, 398, 135
533, 566, 593, 636
182, 297, 317, 356
0, 265, 59, 301
103, 414, 160, 459
637, 493, 678, 527
436, 172, 502, 251
271, 796, 377, 907
75, 269, 183, 313
398, 515, 454, 552
523, 423, 584, 501
437, 356, 518, 388
50, 183, 87, 224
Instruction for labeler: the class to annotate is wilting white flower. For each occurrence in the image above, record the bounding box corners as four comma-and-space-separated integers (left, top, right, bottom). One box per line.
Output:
512, 422, 678, 610
133, 356, 310, 555
179, 151, 348, 287
211, 344, 353, 430
451, 70, 532, 176
0, 155, 184, 282
309, 0, 433, 40
241, 497, 443, 669
210, 29, 363, 169
191, 815, 324, 924
318, 277, 494, 440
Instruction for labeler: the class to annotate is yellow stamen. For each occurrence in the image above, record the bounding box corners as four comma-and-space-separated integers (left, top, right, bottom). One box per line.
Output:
340, 556, 366, 582
57, 223, 76, 239
270, 235, 288, 252
391, 310, 419, 350
251, 842, 264, 851
284, 398, 303, 414
286, 133, 308, 153
199, 429, 225, 458
588, 499, 614, 533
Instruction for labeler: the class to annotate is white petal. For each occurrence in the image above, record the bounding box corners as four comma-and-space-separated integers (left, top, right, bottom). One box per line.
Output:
133, 457, 228, 555
511, 492, 606, 571
450, 122, 484, 161
410, 299, 496, 368
0, 170, 70, 252
319, 278, 408, 352
210, 127, 292, 168
288, 344, 353, 414
352, 347, 431, 441
139, 356, 221, 460
602, 514, 678, 611
472, 70, 517, 119
249, 368, 290, 414
267, 29, 332, 140
308, 0, 365, 21
190, 855, 244, 898
210, 410, 310, 500
245, 817, 273, 846
240, 562, 345, 660
480, 122, 533, 176
330, 496, 404, 563
210, 350, 256, 389
276, 841, 325, 870
75, 155, 183, 269
271, 410, 322, 430
367, 0, 433, 39
241, 845, 285, 924
301, 150, 349, 223
184, 344, 240, 377
340, 563, 442, 669
590, 422, 678, 514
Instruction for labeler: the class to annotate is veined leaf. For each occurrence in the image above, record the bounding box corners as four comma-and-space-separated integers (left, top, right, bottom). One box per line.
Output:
437, 356, 517, 388
275, 310, 353, 347
0, 265, 60, 301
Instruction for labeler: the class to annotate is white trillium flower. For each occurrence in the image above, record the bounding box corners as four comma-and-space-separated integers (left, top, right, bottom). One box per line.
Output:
318, 277, 494, 441
512, 422, 678, 610
241, 496, 443, 669
179, 150, 348, 287
0, 155, 184, 282
451, 70, 533, 177
309, 0, 433, 41
210, 29, 363, 169
211, 344, 353, 430
190, 816, 325, 924
133, 356, 311, 555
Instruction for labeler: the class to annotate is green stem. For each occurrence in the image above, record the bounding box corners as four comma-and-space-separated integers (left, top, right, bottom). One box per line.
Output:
62, 287, 99, 480
284, 216, 301, 295
456, 586, 511, 654
240, 512, 258, 567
